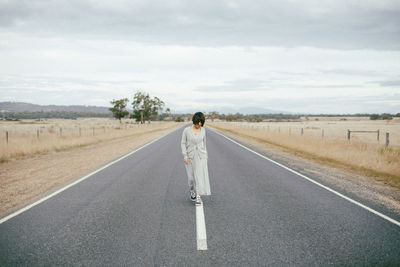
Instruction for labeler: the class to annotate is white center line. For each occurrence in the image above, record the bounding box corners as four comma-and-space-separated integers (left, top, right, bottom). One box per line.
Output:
196, 204, 208, 250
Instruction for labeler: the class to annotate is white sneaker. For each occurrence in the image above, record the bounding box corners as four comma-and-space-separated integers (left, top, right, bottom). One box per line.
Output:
190, 190, 196, 201
195, 195, 202, 206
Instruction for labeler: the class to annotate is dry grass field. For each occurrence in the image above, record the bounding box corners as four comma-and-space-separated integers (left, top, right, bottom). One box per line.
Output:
219, 117, 400, 146
0, 118, 180, 162
208, 118, 400, 187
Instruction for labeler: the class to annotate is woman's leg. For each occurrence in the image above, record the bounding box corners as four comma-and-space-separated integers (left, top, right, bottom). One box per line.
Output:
185, 162, 195, 189
185, 162, 196, 201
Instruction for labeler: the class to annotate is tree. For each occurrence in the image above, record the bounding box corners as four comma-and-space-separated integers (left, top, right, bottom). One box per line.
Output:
370, 114, 380, 120
158, 107, 171, 121
370, 113, 393, 120
247, 115, 262, 122
208, 111, 219, 122
109, 98, 129, 123
381, 113, 393, 120
150, 96, 165, 121
131, 91, 165, 123
175, 116, 184, 122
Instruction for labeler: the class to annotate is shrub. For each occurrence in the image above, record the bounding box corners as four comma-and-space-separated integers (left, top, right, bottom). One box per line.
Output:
370, 114, 380, 120
381, 113, 393, 120
175, 117, 184, 122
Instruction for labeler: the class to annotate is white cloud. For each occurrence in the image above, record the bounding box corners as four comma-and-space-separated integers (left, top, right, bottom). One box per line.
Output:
2, 0, 400, 49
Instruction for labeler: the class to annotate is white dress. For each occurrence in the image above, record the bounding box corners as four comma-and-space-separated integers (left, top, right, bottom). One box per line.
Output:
181, 126, 211, 195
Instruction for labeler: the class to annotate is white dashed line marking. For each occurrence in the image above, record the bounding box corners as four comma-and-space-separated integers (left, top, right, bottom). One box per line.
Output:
196, 204, 208, 250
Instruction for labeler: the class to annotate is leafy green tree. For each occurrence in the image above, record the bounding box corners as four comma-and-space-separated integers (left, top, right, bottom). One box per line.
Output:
109, 98, 129, 123
370, 114, 380, 120
150, 96, 165, 121
381, 113, 393, 120
247, 115, 262, 122
131, 91, 165, 123
370, 113, 393, 120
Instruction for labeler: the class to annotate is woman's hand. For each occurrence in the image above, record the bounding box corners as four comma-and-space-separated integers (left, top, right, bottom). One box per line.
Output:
184, 158, 190, 164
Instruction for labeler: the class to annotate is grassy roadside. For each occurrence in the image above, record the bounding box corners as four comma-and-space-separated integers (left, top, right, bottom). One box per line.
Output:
208, 123, 400, 189
0, 121, 182, 163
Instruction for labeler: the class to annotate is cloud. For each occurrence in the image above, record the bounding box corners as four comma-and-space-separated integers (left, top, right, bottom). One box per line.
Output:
195, 79, 271, 92
247, 94, 400, 114
173, 93, 400, 114
0, 86, 118, 106
1, 0, 399, 50
299, 84, 364, 89
377, 80, 400, 87
321, 69, 383, 77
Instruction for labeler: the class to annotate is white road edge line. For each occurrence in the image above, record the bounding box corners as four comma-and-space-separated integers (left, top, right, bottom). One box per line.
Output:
210, 128, 400, 228
196, 204, 208, 250
0, 127, 182, 225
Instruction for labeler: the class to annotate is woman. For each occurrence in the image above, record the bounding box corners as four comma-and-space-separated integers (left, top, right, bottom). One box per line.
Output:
181, 112, 211, 205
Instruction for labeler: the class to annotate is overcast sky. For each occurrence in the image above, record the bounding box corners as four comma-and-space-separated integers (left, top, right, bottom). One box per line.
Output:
1, 0, 399, 114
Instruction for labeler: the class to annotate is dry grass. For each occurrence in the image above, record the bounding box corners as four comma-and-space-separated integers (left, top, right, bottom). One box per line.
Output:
0, 118, 181, 162
223, 118, 400, 146
208, 120, 400, 188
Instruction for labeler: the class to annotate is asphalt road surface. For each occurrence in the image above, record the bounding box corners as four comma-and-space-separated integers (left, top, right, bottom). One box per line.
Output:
1, 125, 400, 266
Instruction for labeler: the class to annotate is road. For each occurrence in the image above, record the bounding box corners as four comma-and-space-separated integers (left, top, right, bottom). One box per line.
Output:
1, 125, 400, 266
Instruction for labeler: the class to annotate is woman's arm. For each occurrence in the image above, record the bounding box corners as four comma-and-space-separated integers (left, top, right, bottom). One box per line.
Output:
181, 128, 189, 159
203, 128, 208, 159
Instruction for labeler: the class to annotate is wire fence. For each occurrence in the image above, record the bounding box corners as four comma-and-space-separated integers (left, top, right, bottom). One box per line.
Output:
0, 119, 154, 145
215, 121, 400, 148
0, 119, 175, 161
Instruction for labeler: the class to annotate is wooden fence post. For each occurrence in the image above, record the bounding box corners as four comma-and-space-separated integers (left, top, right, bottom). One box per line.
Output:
6, 131, 8, 144
301, 128, 304, 136
377, 130, 380, 141
347, 130, 351, 141
37, 129, 39, 139
386, 132, 389, 147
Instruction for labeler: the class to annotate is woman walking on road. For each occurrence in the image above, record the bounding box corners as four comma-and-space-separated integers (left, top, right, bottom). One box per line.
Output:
181, 112, 211, 205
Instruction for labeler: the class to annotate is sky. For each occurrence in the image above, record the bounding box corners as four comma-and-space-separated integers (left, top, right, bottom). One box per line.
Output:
0, 0, 400, 114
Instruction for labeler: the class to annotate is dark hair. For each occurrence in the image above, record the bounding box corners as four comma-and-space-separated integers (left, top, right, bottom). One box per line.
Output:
192, 112, 205, 126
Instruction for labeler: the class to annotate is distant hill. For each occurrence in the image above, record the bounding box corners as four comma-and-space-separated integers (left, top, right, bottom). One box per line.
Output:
175, 106, 288, 115
237, 106, 288, 115
0, 102, 111, 113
